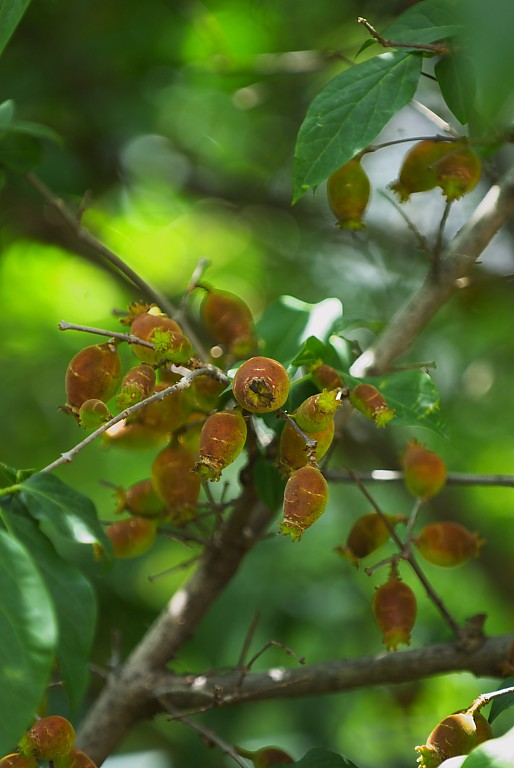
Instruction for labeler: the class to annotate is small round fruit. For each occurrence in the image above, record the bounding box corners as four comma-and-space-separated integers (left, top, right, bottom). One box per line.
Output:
115, 479, 166, 519
278, 419, 334, 476
414, 522, 484, 567
335, 513, 406, 568
182, 374, 227, 414
350, 383, 395, 427
18, 716, 75, 761
103, 419, 168, 450
78, 399, 112, 429
152, 444, 201, 523
0, 755, 38, 768
130, 311, 191, 364
372, 568, 417, 651
232, 356, 289, 413
327, 158, 371, 229
235, 745, 294, 767
116, 364, 156, 409
135, 383, 188, 434
310, 363, 344, 391
201, 287, 256, 358
65, 342, 122, 412
193, 410, 247, 481
415, 711, 478, 768
98, 516, 157, 559
278, 464, 328, 542
294, 389, 342, 433
62, 748, 98, 768
436, 143, 481, 202
388, 140, 454, 202
402, 440, 446, 500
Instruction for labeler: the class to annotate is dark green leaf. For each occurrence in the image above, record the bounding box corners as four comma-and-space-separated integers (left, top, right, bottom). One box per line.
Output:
0, 0, 32, 58
20, 472, 111, 549
458, 723, 514, 767
488, 678, 514, 724
256, 296, 342, 366
381, 0, 462, 44
293, 52, 421, 200
0, 461, 18, 487
0, 99, 14, 126
291, 748, 359, 768
3, 497, 97, 710
0, 131, 41, 171
345, 370, 446, 436
252, 458, 286, 513
290, 336, 329, 368
435, 55, 476, 124
7, 119, 61, 143
0, 529, 57, 755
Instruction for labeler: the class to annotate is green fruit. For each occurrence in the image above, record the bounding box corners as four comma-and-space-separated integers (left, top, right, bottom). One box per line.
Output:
0, 755, 38, 768
335, 513, 406, 568
415, 712, 478, 767
414, 522, 484, 567
350, 383, 395, 427
97, 516, 157, 559
130, 310, 191, 364
402, 440, 446, 499
278, 464, 328, 542
78, 399, 112, 429
236, 745, 294, 767
294, 389, 342, 433
435, 143, 481, 202
327, 158, 371, 229
115, 479, 166, 518
117, 363, 156, 409
65, 342, 122, 413
57, 748, 98, 768
193, 410, 247, 481
278, 419, 334, 476
201, 287, 256, 358
152, 444, 201, 523
18, 716, 75, 761
389, 140, 454, 202
232, 356, 289, 413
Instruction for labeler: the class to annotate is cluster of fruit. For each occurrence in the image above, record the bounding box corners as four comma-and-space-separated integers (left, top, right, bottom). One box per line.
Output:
327, 139, 482, 229
1, 716, 95, 767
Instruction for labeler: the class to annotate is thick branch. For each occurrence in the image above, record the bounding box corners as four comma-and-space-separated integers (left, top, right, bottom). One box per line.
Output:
351, 165, 514, 377
76, 484, 277, 764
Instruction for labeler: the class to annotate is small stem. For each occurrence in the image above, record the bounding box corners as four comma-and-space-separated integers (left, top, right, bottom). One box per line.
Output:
405, 497, 424, 542
468, 684, 514, 715
363, 134, 458, 155
277, 409, 318, 460
163, 708, 248, 768
432, 200, 453, 277
357, 17, 451, 54
58, 321, 154, 349
326, 469, 514, 488
379, 190, 431, 254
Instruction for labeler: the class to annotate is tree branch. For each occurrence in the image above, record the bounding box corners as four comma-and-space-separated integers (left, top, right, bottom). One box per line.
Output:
350, 165, 514, 377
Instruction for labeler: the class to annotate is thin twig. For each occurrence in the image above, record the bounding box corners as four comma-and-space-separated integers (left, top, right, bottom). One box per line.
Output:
58, 320, 154, 349
363, 135, 457, 155
378, 190, 431, 254
163, 707, 248, 768
326, 469, 514, 488
433, 200, 453, 276
468, 684, 514, 715
357, 17, 450, 54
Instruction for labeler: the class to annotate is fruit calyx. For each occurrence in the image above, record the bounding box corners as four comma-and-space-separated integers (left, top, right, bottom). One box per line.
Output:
232, 356, 290, 413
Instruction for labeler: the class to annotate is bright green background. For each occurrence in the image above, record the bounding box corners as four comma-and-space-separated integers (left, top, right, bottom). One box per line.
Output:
1, 1, 514, 766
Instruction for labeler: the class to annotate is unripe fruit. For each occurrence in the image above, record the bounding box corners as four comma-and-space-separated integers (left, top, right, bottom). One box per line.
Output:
310, 363, 344, 391
60, 748, 98, 768
152, 444, 201, 523
415, 712, 478, 767
96, 516, 157, 559
414, 522, 484, 567
279, 465, 328, 542
389, 140, 454, 202
294, 389, 343, 433
402, 440, 446, 500
193, 410, 247, 481
135, 383, 187, 434
182, 374, 226, 414
115, 479, 166, 519
436, 143, 481, 202
232, 356, 290, 413
201, 287, 256, 358
327, 158, 371, 230
130, 310, 192, 364
372, 568, 417, 651
335, 513, 406, 567
350, 383, 395, 427
78, 399, 112, 429
116, 364, 156, 409
65, 342, 122, 412
278, 419, 334, 476
473, 712, 494, 745
0, 755, 37, 768
18, 716, 75, 761
103, 419, 168, 450
235, 745, 294, 767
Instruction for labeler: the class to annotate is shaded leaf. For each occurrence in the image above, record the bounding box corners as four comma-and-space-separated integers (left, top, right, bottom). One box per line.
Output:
488, 678, 514, 724
381, 0, 462, 44
3, 496, 97, 710
253, 458, 286, 513
20, 472, 111, 549
0, 131, 41, 171
0, 0, 32, 58
435, 54, 476, 124
290, 336, 329, 368
0, 99, 14, 126
291, 748, 359, 768
293, 52, 421, 200
0, 529, 57, 755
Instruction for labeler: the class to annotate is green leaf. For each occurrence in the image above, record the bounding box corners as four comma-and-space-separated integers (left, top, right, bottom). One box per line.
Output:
293, 52, 421, 200
435, 54, 476, 124
458, 723, 514, 767
0, 529, 57, 755
20, 472, 111, 549
381, 0, 462, 44
0, 99, 15, 127
252, 458, 286, 513
7, 119, 61, 143
345, 370, 446, 436
3, 497, 97, 710
291, 748, 359, 768
488, 678, 514, 724
0, 0, 32, 58
290, 336, 329, 368
0, 131, 41, 171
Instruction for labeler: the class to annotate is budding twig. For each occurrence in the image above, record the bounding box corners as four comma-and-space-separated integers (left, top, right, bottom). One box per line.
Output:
357, 17, 451, 55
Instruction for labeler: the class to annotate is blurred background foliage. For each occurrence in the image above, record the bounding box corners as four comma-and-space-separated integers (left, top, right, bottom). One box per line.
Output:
1, 0, 514, 766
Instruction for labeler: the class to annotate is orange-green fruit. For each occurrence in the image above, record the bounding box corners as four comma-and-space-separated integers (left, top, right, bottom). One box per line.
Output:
389, 140, 455, 202
97, 516, 157, 559
65, 342, 122, 412
151, 444, 201, 523
116, 363, 156, 409
415, 712, 478, 768
0, 755, 38, 768
18, 716, 75, 761
372, 569, 417, 651
278, 464, 328, 542
78, 399, 112, 429
294, 389, 342, 433
350, 383, 395, 427
201, 287, 256, 358
232, 356, 290, 413
115, 479, 166, 519
335, 513, 406, 567
58, 748, 98, 768
193, 410, 247, 481
278, 419, 334, 476
402, 440, 447, 499
235, 745, 294, 767
436, 143, 481, 202
473, 712, 494, 745
310, 363, 344, 391
177, 413, 205, 455
130, 311, 191, 364
327, 158, 371, 230
135, 383, 188, 434
182, 374, 226, 414
414, 522, 484, 567
102, 419, 168, 450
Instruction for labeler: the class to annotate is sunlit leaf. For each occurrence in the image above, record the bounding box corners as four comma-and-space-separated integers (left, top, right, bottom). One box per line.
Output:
293, 52, 421, 200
